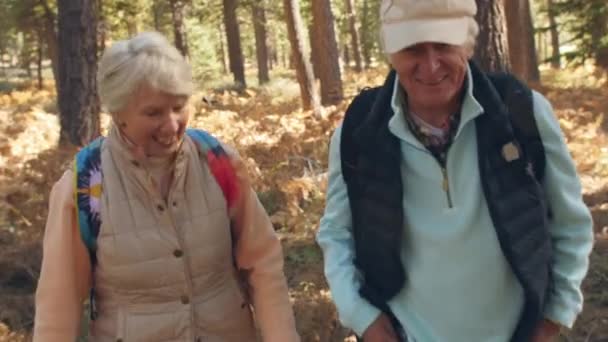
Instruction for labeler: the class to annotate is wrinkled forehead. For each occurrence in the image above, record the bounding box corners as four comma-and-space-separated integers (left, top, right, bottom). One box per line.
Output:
126, 82, 189, 111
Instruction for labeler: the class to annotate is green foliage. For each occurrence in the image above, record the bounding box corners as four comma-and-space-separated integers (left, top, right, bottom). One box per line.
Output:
186, 17, 223, 82
102, 0, 151, 39
549, 0, 608, 65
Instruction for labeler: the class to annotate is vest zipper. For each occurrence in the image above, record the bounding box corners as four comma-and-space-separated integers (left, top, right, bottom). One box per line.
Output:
441, 166, 453, 208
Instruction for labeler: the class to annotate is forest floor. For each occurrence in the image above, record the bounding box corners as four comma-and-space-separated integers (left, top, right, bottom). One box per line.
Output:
0, 66, 607, 342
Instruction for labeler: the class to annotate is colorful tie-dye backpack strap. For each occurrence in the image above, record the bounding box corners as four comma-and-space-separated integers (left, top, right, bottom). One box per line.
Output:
186, 128, 239, 210
74, 136, 105, 320
74, 137, 105, 265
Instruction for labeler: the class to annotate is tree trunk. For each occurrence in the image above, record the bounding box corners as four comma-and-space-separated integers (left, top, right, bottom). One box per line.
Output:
252, 1, 270, 84
344, 0, 362, 72
169, 0, 189, 57
282, 0, 320, 112
21, 37, 33, 79
546, 0, 560, 68
504, 0, 540, 82
98, 0, 105, 53
311, 0, 343, 105
360, 0, 370, 67
309, 25, 321, 79
344, 43, 351, 67
39, 0, 59, 91
57, 0, 100, 146
152, 0, 163, 31
268, 41, 275, 70
223, 0, 246, 87
474, 0, 510, 73
591, 4, 608, 69
541, 31, 547, 63
360, 0, 378, 68
218, 21, 228, 73
37, 30, 43, 90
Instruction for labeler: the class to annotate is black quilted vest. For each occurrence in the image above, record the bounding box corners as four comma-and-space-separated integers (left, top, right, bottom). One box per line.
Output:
341, 62, 552, 342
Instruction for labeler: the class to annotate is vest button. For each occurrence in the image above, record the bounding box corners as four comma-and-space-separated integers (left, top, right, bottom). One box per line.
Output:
116, 339, 123, 342
131, 160, 139, 167
172, 201, 178, 207
180, 295, 190, 304
196, 338, 202, 342
173, 249, 183, 258
157, 204, 164, 211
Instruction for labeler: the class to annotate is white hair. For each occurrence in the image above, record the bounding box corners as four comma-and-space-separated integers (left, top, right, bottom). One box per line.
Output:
97, 31, 194, 113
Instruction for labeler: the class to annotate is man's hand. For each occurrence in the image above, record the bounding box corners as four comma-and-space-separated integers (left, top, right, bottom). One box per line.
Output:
531, 319, 562, 342
362, 314, 400, 342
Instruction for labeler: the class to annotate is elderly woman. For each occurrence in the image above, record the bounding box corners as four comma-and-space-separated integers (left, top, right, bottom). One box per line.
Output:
317, 0, 593, 342
34, 32, 299, 342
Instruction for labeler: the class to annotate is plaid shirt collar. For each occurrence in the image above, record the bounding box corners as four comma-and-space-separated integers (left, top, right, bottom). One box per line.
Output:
397, 86, 463, 165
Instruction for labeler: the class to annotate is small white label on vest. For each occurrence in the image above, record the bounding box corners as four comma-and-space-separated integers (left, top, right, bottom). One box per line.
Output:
502, 142, 520, 162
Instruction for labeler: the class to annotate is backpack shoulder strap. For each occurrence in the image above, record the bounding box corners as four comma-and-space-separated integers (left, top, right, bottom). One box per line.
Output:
488, 73, 546, 181
340, 87, 381, 183
186, 128, 239, 209
74, 136, 105, 265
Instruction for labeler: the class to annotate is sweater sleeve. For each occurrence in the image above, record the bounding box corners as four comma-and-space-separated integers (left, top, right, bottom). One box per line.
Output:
315, 125, 382, 336
224, 145, 301, 342
532, 91, 594, 328
33, 170, 92, 342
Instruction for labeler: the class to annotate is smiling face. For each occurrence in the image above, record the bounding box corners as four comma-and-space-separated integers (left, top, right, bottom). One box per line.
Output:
389, 42, 469, 116
115, 83, 190, 158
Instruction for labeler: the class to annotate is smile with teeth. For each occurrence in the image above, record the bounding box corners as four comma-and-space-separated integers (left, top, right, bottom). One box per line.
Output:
416, 75, 447, 86
154, 136, 177, 147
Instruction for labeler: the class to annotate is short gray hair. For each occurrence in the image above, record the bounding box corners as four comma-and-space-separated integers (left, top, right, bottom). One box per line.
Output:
97, 31, 194, 113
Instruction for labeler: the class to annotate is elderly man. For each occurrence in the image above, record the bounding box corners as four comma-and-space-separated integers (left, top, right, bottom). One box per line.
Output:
316, 0, 594, 341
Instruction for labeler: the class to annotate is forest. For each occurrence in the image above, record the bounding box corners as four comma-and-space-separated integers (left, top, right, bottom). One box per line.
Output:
0, 0, 607, 341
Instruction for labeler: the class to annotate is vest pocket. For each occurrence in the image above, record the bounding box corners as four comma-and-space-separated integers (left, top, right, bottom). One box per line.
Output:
194, 279, 255, 337
123, 306, 189, 341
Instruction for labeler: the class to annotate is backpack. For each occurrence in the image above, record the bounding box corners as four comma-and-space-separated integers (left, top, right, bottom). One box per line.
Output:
74, 128, 238, 319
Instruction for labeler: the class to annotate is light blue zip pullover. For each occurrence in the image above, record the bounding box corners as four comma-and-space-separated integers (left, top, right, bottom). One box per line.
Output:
316, 68, 594, 342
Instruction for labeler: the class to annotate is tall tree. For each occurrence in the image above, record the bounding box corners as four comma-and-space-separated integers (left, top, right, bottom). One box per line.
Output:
39, 0, 59, 90
549, 0, 607, 68
169, 0, 189, 57
282, 0, 320, 113
343, 43, 351, 67
217, 21, 228, 73
223, 0, 246, 87
360, 0, 381, 68
344, 0, 362, 71
360, 0, 370, 67
474, 0, 510, 73
36, 29, 43, 89
98, 0, 106, 53
311, 0, 343, 105
504, 0, 540, 82
546, 0, 561, 68
252, 0, 269, 84
57, 0, 100, 146
309, 25, 321, 79
590, 4, 608, 69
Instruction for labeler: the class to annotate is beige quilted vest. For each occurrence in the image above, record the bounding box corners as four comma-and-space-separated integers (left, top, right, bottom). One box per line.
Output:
89, 130, 256, 342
